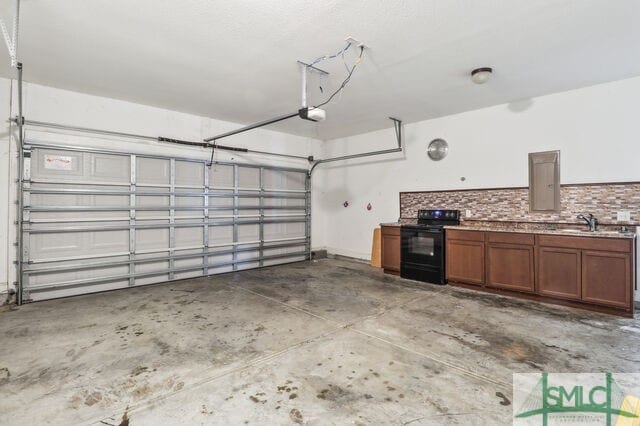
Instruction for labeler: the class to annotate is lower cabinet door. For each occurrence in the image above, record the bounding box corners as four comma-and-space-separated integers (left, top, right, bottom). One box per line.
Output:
381, 234, 401, 273
446, 240, 484, 285
486, 243, 534, 292
537, 247, 581, 300
582, 250, 632, 308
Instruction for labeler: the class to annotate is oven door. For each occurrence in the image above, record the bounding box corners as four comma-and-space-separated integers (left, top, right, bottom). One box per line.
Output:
401, 228, 443, 268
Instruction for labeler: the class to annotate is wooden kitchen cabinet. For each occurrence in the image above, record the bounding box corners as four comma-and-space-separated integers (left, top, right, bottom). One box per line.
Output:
536, 235, 634, 314
381, 225, 401, 275
485, 232, 535, 293
446, 229, 634, 316
582, 250, 632, 308
446, 230, 485, 285
537, 246, 582, 300
486, 243, 535, 293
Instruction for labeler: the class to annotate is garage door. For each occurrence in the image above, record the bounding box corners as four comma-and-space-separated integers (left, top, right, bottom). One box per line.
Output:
19, 142, 310, 302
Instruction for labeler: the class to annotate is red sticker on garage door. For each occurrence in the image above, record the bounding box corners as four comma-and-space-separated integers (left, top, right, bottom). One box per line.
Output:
44, 155, 74, 170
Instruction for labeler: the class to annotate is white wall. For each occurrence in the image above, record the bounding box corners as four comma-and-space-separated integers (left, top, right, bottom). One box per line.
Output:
3, 75, 640, 296
0, 77, 318, 298
314, 76, 640, 259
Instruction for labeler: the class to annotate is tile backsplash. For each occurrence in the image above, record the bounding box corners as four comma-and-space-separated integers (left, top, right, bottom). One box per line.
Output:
400, 182, 640, 225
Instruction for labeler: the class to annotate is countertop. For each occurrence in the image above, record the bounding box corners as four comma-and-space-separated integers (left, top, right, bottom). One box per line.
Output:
446, 225, 635, 239
380, 222, 635, 239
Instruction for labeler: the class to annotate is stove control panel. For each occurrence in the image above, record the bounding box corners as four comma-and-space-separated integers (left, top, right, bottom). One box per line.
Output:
417, 209, 460, 221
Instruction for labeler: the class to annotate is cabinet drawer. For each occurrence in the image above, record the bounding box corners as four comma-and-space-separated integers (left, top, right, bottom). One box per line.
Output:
537, 235, 632, 253
446, 229, 484, 242
487, 232, 534, 245
381, 225, 401, 236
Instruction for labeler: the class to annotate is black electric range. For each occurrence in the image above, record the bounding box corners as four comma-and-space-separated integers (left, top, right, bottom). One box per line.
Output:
400, 209, 460, 284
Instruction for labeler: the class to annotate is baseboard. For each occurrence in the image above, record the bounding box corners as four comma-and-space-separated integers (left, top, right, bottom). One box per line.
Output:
310, 247, 373, 265
327, 253, 373, 265
323, 246, 371, 262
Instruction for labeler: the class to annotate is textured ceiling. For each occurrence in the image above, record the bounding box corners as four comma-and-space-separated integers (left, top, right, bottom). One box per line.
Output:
1, 0, 640, 140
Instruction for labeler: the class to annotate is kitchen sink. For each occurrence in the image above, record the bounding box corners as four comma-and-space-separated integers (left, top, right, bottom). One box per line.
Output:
556, 229, 621, 235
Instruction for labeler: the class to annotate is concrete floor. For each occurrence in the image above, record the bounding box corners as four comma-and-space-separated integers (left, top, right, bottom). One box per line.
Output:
0, 258, 639, 425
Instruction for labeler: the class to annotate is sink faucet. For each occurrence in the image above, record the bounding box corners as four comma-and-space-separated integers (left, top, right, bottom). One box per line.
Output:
577, 213, 598, 232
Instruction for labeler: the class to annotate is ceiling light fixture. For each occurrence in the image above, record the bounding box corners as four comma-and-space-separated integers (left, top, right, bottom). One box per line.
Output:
470, 67, 493, 84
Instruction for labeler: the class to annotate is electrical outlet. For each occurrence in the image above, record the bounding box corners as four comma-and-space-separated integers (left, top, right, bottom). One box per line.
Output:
465, 209, 471, 217
617, 211, 631, 222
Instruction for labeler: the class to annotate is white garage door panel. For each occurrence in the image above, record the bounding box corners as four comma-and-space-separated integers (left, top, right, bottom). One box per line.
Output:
265, 222, 306, 239
263, 170, 305, 191
176, 195, 203, 206
176, 196, 203, 219
208, 253, 233, 264
92, 154, 130, 182
136, 261, 170, 274
238, 225, 259, 242
238, 167, 260, 188
209, 266, 233, 275
93, 195, 130, 206
238, 197, 259, 207
210, 165, 234, 188
264, 258, 305, 266
19, 143, 310, 303
32, 149, 83, 179
136, 229, 169, 251
30, 192, 81, 206
137, 157, 170, 185
29, 281, 130, 302
174, 254, 205, 280
263, 198, 305, 208
174, 270, 203, 280
91, 230, 129, 252
175, 227, 203, 247
176, 161, 204, 186
210, 226, 233, 245
137, 195, 170, 219
30, 233, 83, 259
29, 264, 129, 286
209, 196, 234, 217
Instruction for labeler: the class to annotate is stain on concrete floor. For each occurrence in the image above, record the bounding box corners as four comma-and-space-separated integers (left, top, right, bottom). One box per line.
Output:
0, 258, 638, 424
